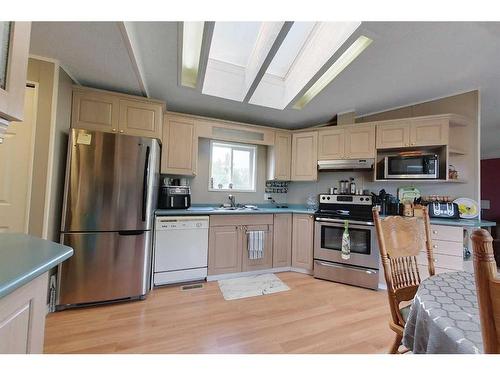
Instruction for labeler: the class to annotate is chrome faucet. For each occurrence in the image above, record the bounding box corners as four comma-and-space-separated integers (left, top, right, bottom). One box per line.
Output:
228, 194, 236, 208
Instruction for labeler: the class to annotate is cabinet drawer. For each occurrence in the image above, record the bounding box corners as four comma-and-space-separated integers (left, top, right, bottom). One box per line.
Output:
431, 239, 463, 256
418, 252, 463, 270
209, 214, 274, 227
430, 225, 463, 242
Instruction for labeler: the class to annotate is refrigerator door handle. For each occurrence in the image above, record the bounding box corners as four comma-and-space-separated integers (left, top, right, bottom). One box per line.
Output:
142, 146, 150, 222
118, 230, 146, 236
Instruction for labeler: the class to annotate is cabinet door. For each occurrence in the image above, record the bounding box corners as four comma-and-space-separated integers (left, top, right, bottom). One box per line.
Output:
0, 22, 31, 123
272, 132, 292, 180
345, 125, 375, 159
208, 225, 242, 275
410, 117, 448, 147
291, 131, 318, 181
317, 128, 344, 160
242, 224, 273, 272
291, 214, 314, 272
72, 90, 120, 133
273, 214, 292, 268
161, 116, 197, 175
376, 121, 411, 149
118, 99, 163, 139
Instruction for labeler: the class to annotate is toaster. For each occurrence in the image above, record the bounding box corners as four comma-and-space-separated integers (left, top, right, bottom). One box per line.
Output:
426, 202, 460, 219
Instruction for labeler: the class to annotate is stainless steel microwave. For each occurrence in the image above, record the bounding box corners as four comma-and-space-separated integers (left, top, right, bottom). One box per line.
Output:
384, 154, 439, 179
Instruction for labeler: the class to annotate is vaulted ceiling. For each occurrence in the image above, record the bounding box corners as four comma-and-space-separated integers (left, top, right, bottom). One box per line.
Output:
29, 21, 500, 158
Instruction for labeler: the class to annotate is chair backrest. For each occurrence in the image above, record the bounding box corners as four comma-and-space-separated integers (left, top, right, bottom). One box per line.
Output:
373, 206, 435, 326
471, 229, 500, 354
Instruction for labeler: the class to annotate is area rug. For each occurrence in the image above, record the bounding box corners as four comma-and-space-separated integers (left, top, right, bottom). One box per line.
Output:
217, 273, 290, 301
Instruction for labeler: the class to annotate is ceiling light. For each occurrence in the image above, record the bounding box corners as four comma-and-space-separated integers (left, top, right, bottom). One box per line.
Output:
181, 22, 205, 88
292, 35, 373, 109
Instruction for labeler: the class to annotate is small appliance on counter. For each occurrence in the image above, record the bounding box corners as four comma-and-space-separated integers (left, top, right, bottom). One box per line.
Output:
417, 195, 460, 219
158, 186, 191, 209
372, 189, 399, 215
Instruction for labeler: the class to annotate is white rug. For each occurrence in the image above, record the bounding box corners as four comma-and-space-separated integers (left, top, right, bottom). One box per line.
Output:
218, 273, 290, 301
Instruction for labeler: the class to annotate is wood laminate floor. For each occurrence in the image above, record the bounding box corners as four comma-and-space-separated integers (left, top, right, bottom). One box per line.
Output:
44, 272, 394, 354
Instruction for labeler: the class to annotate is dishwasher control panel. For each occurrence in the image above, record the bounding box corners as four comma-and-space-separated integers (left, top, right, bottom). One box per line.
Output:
155, 216, 209, 230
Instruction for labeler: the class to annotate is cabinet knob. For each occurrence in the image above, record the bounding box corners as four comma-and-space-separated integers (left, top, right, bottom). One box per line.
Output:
433, 230, 438, 234
433, 245, 438, 248
120, 130, 124, 133
112, 128, 117, 132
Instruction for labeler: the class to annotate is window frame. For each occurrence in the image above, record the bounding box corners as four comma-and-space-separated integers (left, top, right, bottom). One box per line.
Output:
208, 140, 257, 193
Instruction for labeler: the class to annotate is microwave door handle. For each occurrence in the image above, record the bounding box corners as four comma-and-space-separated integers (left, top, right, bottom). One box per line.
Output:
141, 146, 150, 222
170, 196, 174, 207
184, 197, 188, 207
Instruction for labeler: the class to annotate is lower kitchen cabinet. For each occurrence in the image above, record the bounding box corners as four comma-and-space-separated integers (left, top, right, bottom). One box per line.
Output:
291, 214, 314, 272
0, 272, 48, 353
273, 214, 292, 268
208, 225, 242, 275
242, 224, 273, 272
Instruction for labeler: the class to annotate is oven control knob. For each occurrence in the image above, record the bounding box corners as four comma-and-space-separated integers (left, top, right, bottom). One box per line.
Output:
327, 196, 330, 200
360, 197, 364, 201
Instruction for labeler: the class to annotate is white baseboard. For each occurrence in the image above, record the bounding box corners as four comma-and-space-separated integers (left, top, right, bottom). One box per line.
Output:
207, 266, 309, 281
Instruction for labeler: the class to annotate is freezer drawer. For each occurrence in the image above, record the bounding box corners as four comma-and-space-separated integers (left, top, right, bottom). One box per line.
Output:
58, 231, 152, 307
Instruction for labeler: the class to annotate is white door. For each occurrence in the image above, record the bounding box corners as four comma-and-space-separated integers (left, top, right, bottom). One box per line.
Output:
0, 86, 37, 233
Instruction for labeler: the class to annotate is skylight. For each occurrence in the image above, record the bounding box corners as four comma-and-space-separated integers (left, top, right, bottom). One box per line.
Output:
181, 21, 370, 110
180, 22, 204, 88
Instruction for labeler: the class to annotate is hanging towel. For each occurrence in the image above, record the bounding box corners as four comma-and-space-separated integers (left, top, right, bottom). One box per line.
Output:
248, 230, 265, 259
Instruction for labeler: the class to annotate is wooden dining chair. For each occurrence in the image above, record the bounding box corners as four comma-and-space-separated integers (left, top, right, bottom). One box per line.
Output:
471, 229, 500, 354
372, 206, 435, 354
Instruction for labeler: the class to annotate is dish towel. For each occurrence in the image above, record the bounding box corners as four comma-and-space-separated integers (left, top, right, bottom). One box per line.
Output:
248, 230, 265, 259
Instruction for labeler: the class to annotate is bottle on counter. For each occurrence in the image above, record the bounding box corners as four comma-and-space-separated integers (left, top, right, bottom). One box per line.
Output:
349, 178, 356, 195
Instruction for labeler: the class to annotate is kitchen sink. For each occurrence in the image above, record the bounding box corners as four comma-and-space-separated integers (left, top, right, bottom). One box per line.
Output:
215, 206, 259, 211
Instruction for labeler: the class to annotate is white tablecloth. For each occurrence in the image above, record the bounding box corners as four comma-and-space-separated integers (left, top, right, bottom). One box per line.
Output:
403, 271, 483, 354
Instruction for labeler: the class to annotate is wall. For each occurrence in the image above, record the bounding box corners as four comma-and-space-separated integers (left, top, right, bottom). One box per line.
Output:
26, 58, 56, 237
287, 91, 480, 206
178, 138, 268, 205
46, 68, 73, 242
481, 158, 500, 221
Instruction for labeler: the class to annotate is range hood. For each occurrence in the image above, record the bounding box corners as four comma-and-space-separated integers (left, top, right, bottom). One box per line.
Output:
317, 159, 374, 171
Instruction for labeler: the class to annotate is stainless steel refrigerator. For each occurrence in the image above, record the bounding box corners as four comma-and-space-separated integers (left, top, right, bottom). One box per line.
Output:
57, 128, 160, 309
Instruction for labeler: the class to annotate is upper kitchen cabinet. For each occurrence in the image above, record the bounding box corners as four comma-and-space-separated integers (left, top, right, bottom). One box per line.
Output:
376, 120, 411, 149
161, 113, 198, 176
317, 128, 344, 160
71, 86, 165, 139
345, 125, 375, 159
410, 117, 449, 147
291, 131, 318, 181
267, 131, 291, 181
0, 22, 31, 141
318, 125, 375, 160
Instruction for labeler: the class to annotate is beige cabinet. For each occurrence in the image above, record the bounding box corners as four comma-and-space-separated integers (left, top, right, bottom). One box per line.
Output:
208, 215, 274, 276
345, 125, 375, 158
317, 128, 344, 160
410, 117, 448, 146
273, 214, 292, 268
267, 131, 291, 180
318, 125, 375, 159
242, 224, 274, 272
0, 272, 47, 354
118, 99, 163, 138
376, 117, 449, 149
376, 121, 411, 149
291, 131, 318, 181
71, 87, 164, 139
161, 114, 198, 175
208, 225, 242, 275
0, 22, 31, 124
291, 214, 314, 272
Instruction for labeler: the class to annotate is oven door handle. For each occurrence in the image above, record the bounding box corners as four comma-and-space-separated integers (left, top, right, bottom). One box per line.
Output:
315, 260, 378, 275
315, 217, 374, 226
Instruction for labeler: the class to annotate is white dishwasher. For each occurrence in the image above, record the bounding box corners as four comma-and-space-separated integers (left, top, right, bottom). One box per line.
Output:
154, 216, 209, 286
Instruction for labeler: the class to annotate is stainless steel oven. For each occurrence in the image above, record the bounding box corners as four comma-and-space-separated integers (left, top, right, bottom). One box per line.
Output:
314, 216, 380, 290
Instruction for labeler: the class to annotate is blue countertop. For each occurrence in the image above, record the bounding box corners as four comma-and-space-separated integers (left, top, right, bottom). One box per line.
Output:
156, 205, 496, 228
155, 204, 315, 216
0, 234, 73, 299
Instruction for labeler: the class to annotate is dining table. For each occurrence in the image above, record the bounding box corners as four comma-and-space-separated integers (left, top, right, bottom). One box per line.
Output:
402, 271, 483, 354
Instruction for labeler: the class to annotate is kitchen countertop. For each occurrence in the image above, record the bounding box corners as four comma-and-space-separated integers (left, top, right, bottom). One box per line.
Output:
0, 234, 73, 299
155, 204, 315, 216
156, 205, 496, 228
